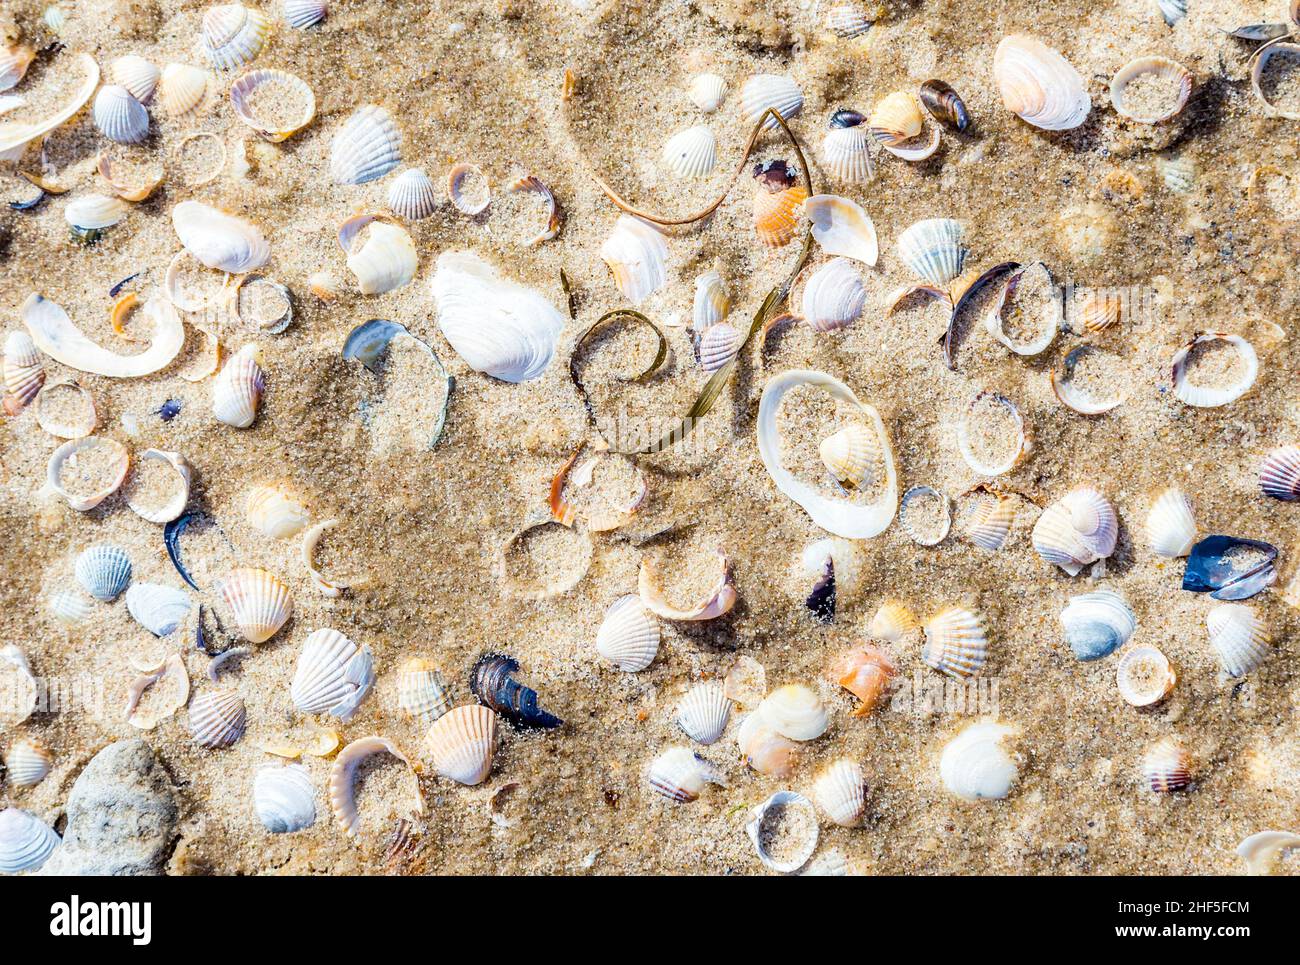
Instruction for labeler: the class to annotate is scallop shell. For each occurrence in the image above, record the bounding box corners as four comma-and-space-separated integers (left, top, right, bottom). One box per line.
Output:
4, 738, 51, 787
1115, 644, 1177, 707
3, 330, 44, 412
647, 745, 723, 802
0, 45, 35, 92
1110, 56, 1193, 124
396, 657, 452, 724
993, 34, 1092, 131
595, 594, 660, 672
811, 758, 865, 826
46, 436, 130, 511
1031, 486, 1119, 575
1170, 333, 1258, 407
338, 214, 417, 295
1207, 603, 1270, 677
1059, 590, 1136, 661
48, 590, 94, 624
220, 567, 292, 643
74, 543, 132, 601
675, 682, 732, 745
825, 2, 875, 36
820, 114, 873, 184
1144, 486, 1196, 557
962, 488, 1017, 550
201, 3, 271, 70
158, 62, 209, 116
1259, 445, 1300, 501
212, 344, 265, 428
806, 194, 878, 265
283, 0, 327, 29
922, 606, 988, 678
661, 124, 717, 179
940, 721, 1017, 800
600, 215, 668, 304
801, 257, 866, 332
983, 261, 1061, 356
745, 791, 819, 873
756, 684, 829, 741
693, 322, 740, 374
868, 603, 917, 642
245, 483, 309, 538
172, 200, 270, 274
897, 217, 967, 287
330, 104, 401, 185
230, 68, 316, 141
0, 808, 60, 874
739, 73, 803, 129
93, 85, 149, 144
125, 449, 192, 523
291, 628, 375, 720
330, 735, 422, 836
687, 72, 727, 112
752, 177, 808, 248
65, 193, 128, 230
34, 379, 97, 438
1142, 735, 1191, 793
430, 250, 565, 382
818, 421, 877, 488
188, 688, 247, 748
110, 55, 160, 103
426, 704, 497, 785
868, 91, 924, 144
253, 762, 316, 832
387, 168, 439, 220
125, 582, 191, 636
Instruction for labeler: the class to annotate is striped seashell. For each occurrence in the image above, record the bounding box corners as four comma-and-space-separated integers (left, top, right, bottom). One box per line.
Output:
868, 602, 917, 642
1157, 0, 1187, 25
696, 321, 741, 373
0, 808, 60, 874
212, 344, 265, 428
201, 3, 271, 70
0, 45, 35, 92
329, 735, 421, 836
802, 849, 851, 876
283, 0, 327, 29
188, 688, 247, 748
675, 682, 732, 745
868, 91, 923, 144
1259, 445, 1300, 501
65, 193, 128, 230
93, 85, 149, 143
752, 166, 807, 247
940, 721, 1017, 800
963, 489, 1017, 550
330, 104, 401, 185
125, 582, 191, 637
245, 483, 309, 538
661, 124, 717, 179
825, 2, 875, 37
1059, 590, 1136, 661
1156, 154, 1196, 193
801, 257, 866, 332
897, 217, 967, 287
158, 63, 209, 116
4, 737, 52, 787
110, 55, 160, 103
396, 657, 452, 724
3, 331, 45, 413
812, 758, 865, 826
647, 745, 723, 802
48, 590, 94, 624
600, 215, 668, 304
253, 762, 316, 832
74, 543, 132, 601
1031, 486, 1118, 575
687, 72, 727, 112
339, 215, 417, 295
1207, 603, 1270, 677
819, 422, 877, 489
387, 168, 439, 220
739, 73, 803, 130
692, 269, 730, 328
426, 704, 498, 785
1142, 735, 1191, 793
821, 110, 873, 183
1110, 57, 1193, 124
291, 628, 374, 720
922, 606, 988, 678
220, 567, 292, 643
595, 594, 660, 672
1115, 644, 1176, 707
229, 68, 316, 141
447, 162, 490, 215
993, 34, 1091, 131
1145, 487, 1196, 557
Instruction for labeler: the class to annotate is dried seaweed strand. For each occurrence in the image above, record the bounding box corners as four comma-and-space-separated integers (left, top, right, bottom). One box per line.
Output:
569, 308, 668, 433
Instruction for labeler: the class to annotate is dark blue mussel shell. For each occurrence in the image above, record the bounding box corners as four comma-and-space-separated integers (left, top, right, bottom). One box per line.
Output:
470, 652, 562, 730
1182, 535, 1277, 601
804, 558, 835, 623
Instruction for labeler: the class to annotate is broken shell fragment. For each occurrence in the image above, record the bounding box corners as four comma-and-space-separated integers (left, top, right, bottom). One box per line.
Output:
983, 261, 1060, 356
648, 746, 723, 802
1236, 831, 1300, 876
745, 791, 819, 873
736, 710, 801, 777
1206, 603, 1270, 677
96, 152, 163, 202
1051, 346, 1126, 415
291, 628, 375, 721
330, 735, 422, 835
0, 52, 99, 157
661, 124, 717, 179
46, 436, 130, 511
219, 567, 292, 643
1110, 56, 1193, 124
739, 73, 803, 129
229, 68, 316, 141
124, 653, 190, 729
74, 543, 132, 601
993, 34, 1091, 131
33, 380, 97, 438
1060, 590, 1136, 661
957, 391, 1028, 477
125, 582, 191, 636
396, 657, 452, 725
675, 682, 732, 745
301, 519, 359, 597
922, 606, 988, 678
919, 79, 971, 132
387, 167, 438, 220
507, 173, 561, 245
338, 214, 417, 295
1182, 535, 1277, 600
93, 85, 149, 144
1142, 735, 1191, 793
0, 45, 35, 92
1251, 42, 1300, 121
1145, 487, 1196, 557
600, 215, 668, 304
1170, 332, 1258, 407
0, 646, 37, 728
446, 161, 490, 215
595, 594, 660, 672
820, 110, 873, 184
1259, 445, 1300, 501
254, 762, 316, 833
426, 704, 498, 785
812, 758, 865, 827
470, 652, 562, 729
124, 449, 191, 523
1031, 487, 1119, 575
212, 344, 265, 428
830, 645, 895, 716
940, 721, 1017, 800
330, 104, 401, 185
244, 483, 309, 538
172, 200, 270, 274
638, 548, 737, 621
805, 194, 878, 265
188, 688, 247, 748
1115, 644, 1176, 707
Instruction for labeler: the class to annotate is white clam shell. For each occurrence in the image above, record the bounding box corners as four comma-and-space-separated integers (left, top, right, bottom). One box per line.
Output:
283, 0, 327, 29
188, 688, 247, 748
396, 657, 452, 724
595, 594, 660, 672
1144, 486, 1196, 557
1030, 486, 1118, 575
387, 167, 439, 220
739, 73, 803, 130
158, 62, 209, 116
172, 200, 270, 273
201, 3, 271, 70
212, 344, 265, 428
939, 721, 1017, 800
1170, 332, 1258, 407
897, 217, 967, 287
74, 543, 132, 601
1111, 56, 1193, 124
125, 449, 192, 523
801, 257, 866, 332
696, 321, 741, 373
983, 261, 1061, 356
291, 628, 375, 721
1142, 735, 1191, 793
93, 85, 149, 144
4, 738, 51, 786
220, 567, 292, 643
922, 606, 988, 678
46, 435, 130, 511
811, 758, 865, 827
65, 193, 128, 230
110, 55, 160, 103
756, 684, 829, 741
745, 790, 819, 873
245, 483, 309, 538
425, 704, 497, 786
330, 104, 401, 185
661, 124, 717, 179
430, 250, 565, 383
821, 124, 873, 183
253, 762, 316, 832
675, 682, 732, 745
125, 582, 191, 636
1251, 42, 1300, 121
0, 807, 60, 874
647, 745, 722, 802
692, 269, 730, 328
338, 216, 417, 295
993, 34, 1091, 131
229, 68, 316, 141
1207, 603, 1270, 678
600, 215, 668, 305
805, 195, 878, 265
687, 72, 727, 112
0, 52, 98, 157
330, 735, 422, 835
1060, 590, 1136, 661
0, 646, 36, 727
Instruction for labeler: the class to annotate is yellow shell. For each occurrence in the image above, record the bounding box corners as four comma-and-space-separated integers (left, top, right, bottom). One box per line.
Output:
868, 91, 924, 144
244, 483, 310, 538
753, 184, 808, 247
818, 423, 877, 489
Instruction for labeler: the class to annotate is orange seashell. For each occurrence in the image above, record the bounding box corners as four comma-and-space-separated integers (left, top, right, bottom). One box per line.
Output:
830, 645, 896, 716
752, 160, 807, 248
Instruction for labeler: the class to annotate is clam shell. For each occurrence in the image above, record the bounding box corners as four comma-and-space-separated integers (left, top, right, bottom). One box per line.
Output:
158, 62, 210, 116
897, 217, 967, 287
1110, 56, 1193, 124
1031, 486, 1118, 575
330, 104, 401, 185
1170, 331, 1259, 407
1259, 445, 1300, 501
283, 0, 327, 29
74, 543, 132, 601
1059, 590, 1136, 661
692, 269, 730, 328
661, 124, 717, 179
245, 483, 309, 538
868, 603, 916, 642
957, 391, 1029, 477
756, 684, 829, 741
230, 68, 316, 141
0, 45, 35, 92
940, 721, 1017, 800
818, 421, 877, 488
396, 657, 452, 724
48, 590, 94, 624
1142, 735, 1191, 793
752, 180, 807, 247
201, 3, 271, 70
993, 34, 1091, 131
647, 745, 722, 802
253, 762, 316, 832
338, 215, 417, 295
805, 194, 878, 265
65, 193, 128, 230
1207, 603, 1270, 677
922, 606, 988, 678
675, 682, 732, 745
1115, 644, 1176, 707
172, 200, 270, 273
3, 330, 44, 412
125, 449, 191, 523
962, 488, 1017, 550
125, 582, 191, 637
868, 91, 923, 144
736, 710, 801, 777
820, 121, 873, 184
1183, 534, 1277, 601
900, 484, 951, 546
220, 567, 292, 643
387, 167, 439, 220
92, 85, 149, 144
4, 738, 51, 787
110, 55, 160, 103
188, 688, 247, 748
0, 808, 60, 874
687, 72, 727, 112
600, 215, 668, 304
1144, 486, 1196, 557
330, 735, 422, 836
33, 380, 97, 438
745, 791, 819, 873
811, 758, 865, 826
46, 436, 130, 511
802, 258, 865, 332
983, 261, 1061, 356
425, 704, 497, 785
291, 628, 375, 720
595, 594, 660, 672
0, 51, 99, 157
739, 73, 803, 129
212, 344, 265, 428
825, 2, 875, 37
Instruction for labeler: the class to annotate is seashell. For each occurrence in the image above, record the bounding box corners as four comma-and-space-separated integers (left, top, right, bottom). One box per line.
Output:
647, 746, 723, 802
0, 646, 36, 728
922, 606, 988, 678
291, 628, 375, 720
1236, 831, 1300, 876
984, 261, 1061, 356
4, 738, 51, 786
805, 194, 878, 265
811, 758, 865, 826
675, 682, 732, 745
507, 173, 561, 245
188, 688, 247, 748
801, 258, 866, 333
430, 250, 565, 382
1031, 487, 1119, 576
993, 34, 1091, 131
1111, 57, 1193, 124
695, 321, 740, 375
387, 168, 438, 220
92, 85, 149, 144
31, 380, 93, 443
244, 483, 309, 538
301, 519, 361, 597
446, 161, 490, 215
229, 68, 315, 141
470, 652, 562, 729
330, 735, 422, 835
919, 79, 971, 132
940, 721, 1017, 800
329, 104, 401, 185
338, 214, 417, 295
739, 73, 803, 130
752, 160, 807, 247
253, 762, 315, 832
600, 215, 668, 304
97, 152, 163, 203
820, 110, 873, 184
962, 488, 1018, 550
65, 193, 128, 230
745, 791, 819, 873
125, 582, 191, 636
1206, 603, 1270, 677
868, 602, 917, 642
735, 710, 800, 777
46, 435, 130, 511
595, 594, 660, 672
1171, 332, 1259, 406
212, 344, 265, 428
661, 125, 717, 179
1115, 644, 1176, 707
201, 3, 271, 70
756, 684, 829, 741
900, 484, 951, 546
0, 807, 60, 874
283, 0, 327, 29
801, 849, 851, 876
172, 201, 269, 274
1142, 735, 1191, 793
957, 391, 1029, 477
396, 657, 452, 724
220, 567, 292, 643
825, 2, 875, 38
1145, 487, 1196, 557
3, 330, 44, 413
125, 653, 190, 731
800, 537, 864, 604
1157, 0, 1186, 26
125, 449, 191, 523
426, 704, 497, 785
818, 421, 876, 487
638, 547, 737, 622
868, 91, 923, 144
0, 51, 99, 157
831, 644, 896, 717
1259, 445, 1300, 501
1251, 42, 1300, 121
0, 45, 35, 92
687, 72, 727, 112
110, 55, 160, 103
1059, 590, 1136, 661
157, 63, 209, 116
74, 543, 132, 601
897, 217, 967, 287
48, 590, 94, 624
1183, 534, 1277, 601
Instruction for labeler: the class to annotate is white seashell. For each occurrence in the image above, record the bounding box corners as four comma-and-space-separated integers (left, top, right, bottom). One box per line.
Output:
291, 628, 375, 720
821, 118, 873, 184
1207, 603, 1270, 677
1144, 487, 1196, 557
220, 567, 292, 643
696, 321, 741, 373
4, 738, 51, 786
1031, 486, 1118, 575
826, 1, 875, 36
337, 215, 416, 295
125, 582, 191, 636
811, 758, 865, 826
201, 3, 271, 70
229, 68, 316, 141
983, 261, 1060, 356
48, 590, 94, 624
993, 34, 1092, 131
188, 689, 247, 748
963, 487, 1019, 552
922, 606, 988, 678
1156, 154, 1196, 193
1110, 56, 1193, 124
507, 173, 561, 244
124, 449, 191, 524
756, 684, 829, 741
1157, 0, 1186, 26
1060, 590, 1136, 661
1170, 332, 1258, 407
172, 201, 270, 273
1142, 735, 1191, 793
446, 162, 490, 215
661, 125, 717, 178
647, 745, 723, 802
692, 269, 730, 328
1260, 445, 1300, 501
65, 193, 128, 230
396, 657, 452, 724
110, 55, 160, 103
0, 646, 36, 728
801, 257, 866, 332
46, 435, 130, 511
430, 251, 565, 383
739, 74, 803, 130
1115, 644, 1176, 707
687, 73, 727, 112
330, 735, 422, 835
600, 215, 668, 305
595, 594, 660, 672
897, 218, 968, 287
253, 762, 316, 832
158, 63, 209, 116
675, 682, 732, 745
24, 292, 182, 379
745, 791, 819, 873
330, 104, 401, 185
1236, 831, 1300, 876
869, 601, 917, 642
1251, 42, 1300, 121
940, 721, 1017, 800
34, 380, 96, 439
283, 0, 327, 29
245, 483, 309, 538
805, 194, 878, 265
0, 807, 60, 874
212, 344, 265, 428
74, 543, 132, 601
93, 85, 149, 143
3, 330, 44, 411
0, 51, 98, 157
425, 704, 497, 785
0, 45, 34, 92
801, 849, 851, 876
638, 548, 737, 621
124, 654, 191, 731
387, 168, 439, 220
818, 422, 877, 488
